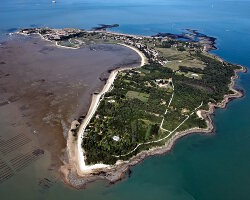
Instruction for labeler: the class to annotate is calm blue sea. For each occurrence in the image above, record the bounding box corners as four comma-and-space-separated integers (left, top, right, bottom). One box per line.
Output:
0, 0, 250, 199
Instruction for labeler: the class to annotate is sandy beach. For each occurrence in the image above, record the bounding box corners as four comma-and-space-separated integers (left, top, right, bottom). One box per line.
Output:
60, 43, 147, 184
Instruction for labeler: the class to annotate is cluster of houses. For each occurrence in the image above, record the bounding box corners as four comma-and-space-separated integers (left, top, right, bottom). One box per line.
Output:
98, 32, 166, 65
19, 28, 82, 41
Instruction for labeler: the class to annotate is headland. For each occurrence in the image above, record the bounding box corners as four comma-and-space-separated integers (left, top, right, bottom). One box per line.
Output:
17, 27, 246, 188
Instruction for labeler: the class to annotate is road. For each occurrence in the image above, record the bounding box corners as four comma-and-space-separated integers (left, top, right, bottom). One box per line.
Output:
114, 97, 203, 158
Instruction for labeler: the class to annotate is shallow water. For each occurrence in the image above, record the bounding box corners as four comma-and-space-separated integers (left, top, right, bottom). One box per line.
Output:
0, 0, 250, 199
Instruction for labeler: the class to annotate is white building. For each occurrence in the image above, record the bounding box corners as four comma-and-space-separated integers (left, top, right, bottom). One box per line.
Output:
112, 136, 120, 142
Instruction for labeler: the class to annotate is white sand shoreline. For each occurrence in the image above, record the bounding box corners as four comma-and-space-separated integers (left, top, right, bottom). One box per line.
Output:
74, 43, 146, 175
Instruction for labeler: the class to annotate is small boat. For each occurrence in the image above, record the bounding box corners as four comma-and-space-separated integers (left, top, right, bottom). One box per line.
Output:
52, 0, 56, 3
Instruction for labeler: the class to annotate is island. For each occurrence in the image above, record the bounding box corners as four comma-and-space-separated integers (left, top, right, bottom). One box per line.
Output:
18, 27, 246, 188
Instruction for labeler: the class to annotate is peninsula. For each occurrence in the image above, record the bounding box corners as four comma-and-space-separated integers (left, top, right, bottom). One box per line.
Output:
18, 28, 246, 188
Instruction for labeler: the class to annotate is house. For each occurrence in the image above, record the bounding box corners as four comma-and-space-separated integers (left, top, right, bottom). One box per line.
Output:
112, 136, 120, 142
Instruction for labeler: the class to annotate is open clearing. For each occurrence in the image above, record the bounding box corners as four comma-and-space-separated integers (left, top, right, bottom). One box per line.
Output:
126, 91, 150, 102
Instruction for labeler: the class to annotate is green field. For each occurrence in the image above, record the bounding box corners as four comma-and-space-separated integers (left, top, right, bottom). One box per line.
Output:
126, 91, 150, 102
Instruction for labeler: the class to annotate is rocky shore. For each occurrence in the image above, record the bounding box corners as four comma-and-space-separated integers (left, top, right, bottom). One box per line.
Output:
60, 64, 246, 189
153, 29, 217, 51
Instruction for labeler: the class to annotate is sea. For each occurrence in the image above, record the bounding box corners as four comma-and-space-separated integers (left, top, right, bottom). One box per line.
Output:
0, 0, 250, 199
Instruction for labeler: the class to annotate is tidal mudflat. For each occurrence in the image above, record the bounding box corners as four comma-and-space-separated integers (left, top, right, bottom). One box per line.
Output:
0, 34, 140, 185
